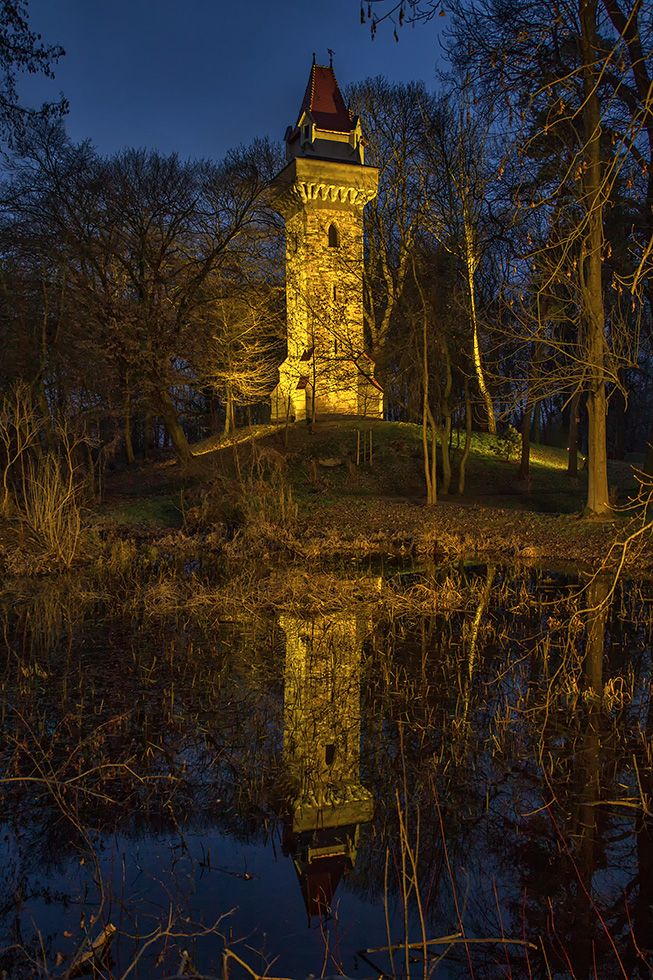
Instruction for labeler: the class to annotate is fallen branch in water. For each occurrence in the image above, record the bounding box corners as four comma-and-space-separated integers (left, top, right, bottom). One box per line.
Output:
360, 932, 538, 954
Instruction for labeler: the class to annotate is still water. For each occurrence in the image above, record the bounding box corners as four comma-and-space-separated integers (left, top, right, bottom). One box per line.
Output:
1, 563, 652, 979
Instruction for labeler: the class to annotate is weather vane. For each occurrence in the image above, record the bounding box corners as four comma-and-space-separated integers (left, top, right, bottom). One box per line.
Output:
327, 48, 334, 67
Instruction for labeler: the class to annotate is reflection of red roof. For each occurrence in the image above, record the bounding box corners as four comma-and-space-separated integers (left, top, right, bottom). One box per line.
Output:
297, 64, 353, 133
298, 855, 350, 919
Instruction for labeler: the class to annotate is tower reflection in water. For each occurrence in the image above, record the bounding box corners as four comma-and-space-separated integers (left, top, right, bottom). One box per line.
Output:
279, 614, 374, 924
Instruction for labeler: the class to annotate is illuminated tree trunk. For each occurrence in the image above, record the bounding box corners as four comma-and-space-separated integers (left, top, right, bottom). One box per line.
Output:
224, 378, 235, 436
464, 215, 496, 434
580, 0, 611, 516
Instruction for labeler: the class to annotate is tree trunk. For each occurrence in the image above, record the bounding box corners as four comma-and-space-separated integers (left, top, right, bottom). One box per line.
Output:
439, 338, 453, 494
533, 399, 541, 444
568, 390, 581, 477
224, 382, 235, 436
438, 417, 452, 495
519, 399, 532, 480
465, 222, 496, 434
421, 314, 437, 505
580, 0, 611, 516
124, 390, 135, 465
155, 385, 191, 462
422, 410, 437, 505
585, 386, 610, 514
458, 378, 473, 495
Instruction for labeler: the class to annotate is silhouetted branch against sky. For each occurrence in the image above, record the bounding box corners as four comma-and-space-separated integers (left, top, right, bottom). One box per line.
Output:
361, 0, 446, 39
0, 0, 67, 148
15, 0, 447, 162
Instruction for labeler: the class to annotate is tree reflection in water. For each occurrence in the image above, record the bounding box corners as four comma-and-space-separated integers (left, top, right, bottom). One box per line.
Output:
0, 564, 651, 978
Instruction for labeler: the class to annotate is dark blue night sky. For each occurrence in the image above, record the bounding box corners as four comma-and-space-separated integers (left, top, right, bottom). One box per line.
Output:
18, 0, 445, 161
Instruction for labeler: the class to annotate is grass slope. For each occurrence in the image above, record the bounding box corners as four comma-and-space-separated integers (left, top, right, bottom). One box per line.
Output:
104, 418, 639, 518
93, 418, 648, 573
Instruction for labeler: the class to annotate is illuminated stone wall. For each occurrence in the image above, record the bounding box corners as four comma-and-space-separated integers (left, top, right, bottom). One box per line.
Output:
270, 157, 383, 421
279, 612, 374, 831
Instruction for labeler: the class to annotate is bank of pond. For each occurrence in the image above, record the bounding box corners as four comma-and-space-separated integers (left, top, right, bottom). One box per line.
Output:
1, 560, 651, 979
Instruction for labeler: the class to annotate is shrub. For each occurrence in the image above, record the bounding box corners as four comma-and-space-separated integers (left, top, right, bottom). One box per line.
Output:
492, 425, 521, 462
23, 454, 84, 568
242, 446, 297, 530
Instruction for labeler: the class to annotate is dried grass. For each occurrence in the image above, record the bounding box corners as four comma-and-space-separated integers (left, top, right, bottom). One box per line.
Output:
23, 454, 84, 568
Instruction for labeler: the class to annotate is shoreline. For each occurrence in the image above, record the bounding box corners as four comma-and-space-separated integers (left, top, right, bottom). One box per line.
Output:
2, 494, 650, 588
284, 496, 650, 574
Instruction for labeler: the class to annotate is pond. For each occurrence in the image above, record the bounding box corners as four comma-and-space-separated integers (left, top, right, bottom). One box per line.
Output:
1, 562, 652, 979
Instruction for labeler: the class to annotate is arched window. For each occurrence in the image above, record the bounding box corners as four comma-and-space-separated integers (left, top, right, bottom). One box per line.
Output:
328, 223, 339, 248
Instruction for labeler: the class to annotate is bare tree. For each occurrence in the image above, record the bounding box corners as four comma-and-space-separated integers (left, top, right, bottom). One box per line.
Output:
347, 77, 436, 401
446, 0, 644, 514
1, 126, 283, 461
201, 276, 283, 435
422, 92, 508, 434
363, 0, 649, 514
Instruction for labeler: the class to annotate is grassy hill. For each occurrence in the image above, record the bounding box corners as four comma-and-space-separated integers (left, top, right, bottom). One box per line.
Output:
100, 417, 641, 532
1, 417, 647, 580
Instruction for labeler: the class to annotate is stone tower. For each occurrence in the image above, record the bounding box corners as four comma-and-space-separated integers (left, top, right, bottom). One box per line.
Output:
279, 613, 374, 921
269, 59, 383, 421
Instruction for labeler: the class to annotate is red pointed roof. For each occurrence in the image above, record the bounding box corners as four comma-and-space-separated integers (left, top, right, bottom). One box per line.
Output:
297, 63, 353, 134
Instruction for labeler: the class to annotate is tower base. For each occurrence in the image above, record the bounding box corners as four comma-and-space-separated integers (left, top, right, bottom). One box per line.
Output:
270, 354, 383, 422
